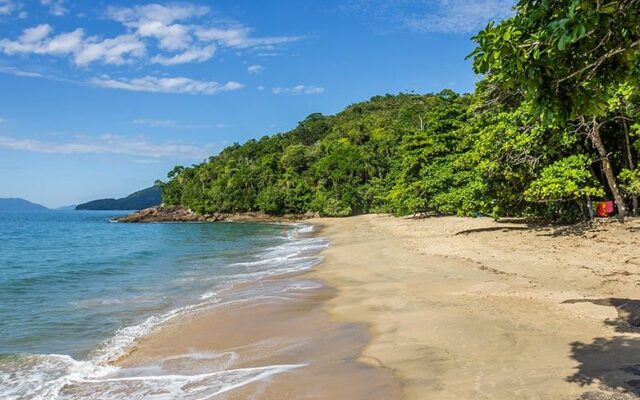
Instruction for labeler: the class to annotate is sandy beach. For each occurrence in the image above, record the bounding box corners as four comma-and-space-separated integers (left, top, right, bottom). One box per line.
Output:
309, 215, 640, 399
115, 215, 640, 399
115, 274, 401, 399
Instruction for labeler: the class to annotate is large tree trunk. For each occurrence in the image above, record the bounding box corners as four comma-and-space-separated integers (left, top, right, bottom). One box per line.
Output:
591, 119, 626, 218
623, 120, 638, 215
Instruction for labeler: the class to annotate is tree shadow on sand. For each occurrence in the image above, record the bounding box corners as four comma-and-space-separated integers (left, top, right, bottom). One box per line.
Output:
563, 298, 640, 399
563, 299, 640, 331
568, 336, 640, 398
452, 217, 606, 237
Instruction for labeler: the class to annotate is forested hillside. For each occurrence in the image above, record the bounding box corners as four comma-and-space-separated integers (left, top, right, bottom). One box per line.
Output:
157, 0, 640, 221
76, 187, 161, 211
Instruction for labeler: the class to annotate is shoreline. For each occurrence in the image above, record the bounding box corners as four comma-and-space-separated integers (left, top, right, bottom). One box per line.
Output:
88, 214, 640, 399
107, 222, 402, 399
308, 214, 640, 399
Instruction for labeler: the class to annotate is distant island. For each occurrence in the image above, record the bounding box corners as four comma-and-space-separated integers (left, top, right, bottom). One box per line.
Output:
56, 205, 77, 211
0, 198, 49, 212
76, 187, 161, 211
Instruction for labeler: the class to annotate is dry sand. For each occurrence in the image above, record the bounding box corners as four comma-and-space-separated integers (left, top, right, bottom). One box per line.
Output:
309, 215, 640, 400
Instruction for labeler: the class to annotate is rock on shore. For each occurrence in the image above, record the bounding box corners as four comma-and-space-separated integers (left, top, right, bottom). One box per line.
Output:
113, 206, 319, 223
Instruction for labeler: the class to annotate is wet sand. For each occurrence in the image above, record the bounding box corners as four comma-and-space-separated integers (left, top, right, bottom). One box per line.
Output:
309, 215, 640, 400
116, 276, 401, 399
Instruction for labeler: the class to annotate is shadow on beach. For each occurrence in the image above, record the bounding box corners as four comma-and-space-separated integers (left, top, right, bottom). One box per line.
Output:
568, 336, 640, 399
563, 299, 640, 399
449, 216, 638, 238
563, 299, 640, 331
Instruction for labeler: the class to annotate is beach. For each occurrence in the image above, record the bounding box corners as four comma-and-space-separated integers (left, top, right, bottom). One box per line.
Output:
116, 276, 401, 399
111, 214, 640, 399
308, 215, 640, 399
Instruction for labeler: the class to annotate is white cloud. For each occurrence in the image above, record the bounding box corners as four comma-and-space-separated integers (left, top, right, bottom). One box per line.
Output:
0, 134, 211, 159
20, 24, 53, 43
247, 64, 264, 74
108, 3, 300, 55
195, 26, 301, 49
73, 34, 145, 66
90, 75, 243, 95
40, 0, 67, 16
106, 3, 209, 25
106, 4, 208, 54
272, 85, 325, 95
0, 24, 146, 66
0, 3, 302, 70
137, 20, 192, 51
152, 45, 215, 66
132, 118, 212, 129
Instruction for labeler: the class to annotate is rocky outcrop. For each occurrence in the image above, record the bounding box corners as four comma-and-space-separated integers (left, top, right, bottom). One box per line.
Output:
113, 206, 320, 223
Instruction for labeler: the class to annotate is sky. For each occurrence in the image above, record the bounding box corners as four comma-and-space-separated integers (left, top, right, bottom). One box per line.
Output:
0, 0, 515, 208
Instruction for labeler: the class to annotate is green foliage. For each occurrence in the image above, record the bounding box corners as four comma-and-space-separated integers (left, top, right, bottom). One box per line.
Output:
620, 168, 640, 196
525, 155, 605, 202
158, 0, 640, 222
470, 0, 640, 123
256, 186, 286, 214
469, 0, 640, 217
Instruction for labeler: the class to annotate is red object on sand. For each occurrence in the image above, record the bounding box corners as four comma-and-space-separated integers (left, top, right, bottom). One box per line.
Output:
605, 201, 614, 214
595, 201, 614, 217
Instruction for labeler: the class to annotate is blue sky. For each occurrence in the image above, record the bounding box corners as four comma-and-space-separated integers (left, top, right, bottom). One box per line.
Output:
0, 0, 514, 208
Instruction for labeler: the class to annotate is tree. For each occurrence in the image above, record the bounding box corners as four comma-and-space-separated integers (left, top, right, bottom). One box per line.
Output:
470, 0, 640, 217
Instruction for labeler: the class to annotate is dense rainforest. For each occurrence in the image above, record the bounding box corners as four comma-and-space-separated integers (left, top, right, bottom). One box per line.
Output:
157, 0, 640, 221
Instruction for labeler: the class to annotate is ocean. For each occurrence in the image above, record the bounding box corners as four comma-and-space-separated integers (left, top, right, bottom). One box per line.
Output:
0, 210, 327, 399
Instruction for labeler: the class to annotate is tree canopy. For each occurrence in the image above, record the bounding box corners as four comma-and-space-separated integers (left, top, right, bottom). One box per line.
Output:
157, 0, 640, 221
470, 0, 640, 216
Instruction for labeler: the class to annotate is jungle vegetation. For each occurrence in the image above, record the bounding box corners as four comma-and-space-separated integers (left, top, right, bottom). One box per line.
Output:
157, 0, 640, 221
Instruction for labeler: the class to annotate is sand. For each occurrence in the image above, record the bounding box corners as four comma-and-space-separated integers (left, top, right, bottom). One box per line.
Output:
115, 275, 401, 399
116, 214, 640, 399
309, 215, 640, 399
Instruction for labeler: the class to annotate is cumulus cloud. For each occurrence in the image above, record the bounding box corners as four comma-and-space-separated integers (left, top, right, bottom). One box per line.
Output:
90, 75, 243, 95
0, 3, 301, 68
247, 64, 264, 74
272, 85, 325, 95
40, 0, 67, 16
0, 134, 211, 159
107, 3, 301, 58
0, 24, 146, 66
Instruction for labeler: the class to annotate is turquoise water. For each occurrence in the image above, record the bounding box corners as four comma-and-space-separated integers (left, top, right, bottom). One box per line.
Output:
0, 211, 326, 399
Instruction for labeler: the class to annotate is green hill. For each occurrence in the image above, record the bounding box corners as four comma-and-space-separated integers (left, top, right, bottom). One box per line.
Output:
157, 91, 478, 217
76, 187, 161, 211
156, 2, 640, 222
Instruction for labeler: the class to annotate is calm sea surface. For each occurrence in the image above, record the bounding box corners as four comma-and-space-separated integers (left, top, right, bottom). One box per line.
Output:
0, 211, 326, 399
